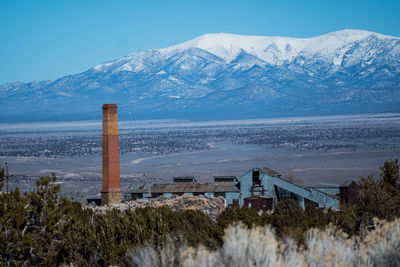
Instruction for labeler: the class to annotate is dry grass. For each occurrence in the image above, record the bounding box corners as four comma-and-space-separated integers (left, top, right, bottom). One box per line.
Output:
128, 218, 400, 267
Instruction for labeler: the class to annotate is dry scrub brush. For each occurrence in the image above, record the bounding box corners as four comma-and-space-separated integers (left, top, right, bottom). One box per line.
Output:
128, 218, 400, 267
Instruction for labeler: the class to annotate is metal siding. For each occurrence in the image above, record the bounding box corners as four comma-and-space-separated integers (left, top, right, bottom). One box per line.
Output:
261, 173, 277, 199
339, 182, 357, 206
239, 171, 253, 206
240, 168, 340, 210
308, 188, 340, 210
312, 187, 340, 195
225, 192, 240, 205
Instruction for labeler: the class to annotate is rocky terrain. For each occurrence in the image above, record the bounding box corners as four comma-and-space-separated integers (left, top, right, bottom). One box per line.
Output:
87, 195, 227, 220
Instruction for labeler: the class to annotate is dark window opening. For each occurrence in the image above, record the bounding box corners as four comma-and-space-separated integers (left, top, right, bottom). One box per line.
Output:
173, 177, 197, 183
274, 185, 280, 201
252, 171, 261, 185
214, 176, 237, 182
130, 193, 143, 200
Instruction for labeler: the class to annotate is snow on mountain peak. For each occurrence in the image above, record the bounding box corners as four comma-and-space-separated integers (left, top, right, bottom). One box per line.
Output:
2, 30, 400, 123
161, 32, 304, 63
320, 29, 394, 41
91, 29, 400, 72
159, 30, 399, 65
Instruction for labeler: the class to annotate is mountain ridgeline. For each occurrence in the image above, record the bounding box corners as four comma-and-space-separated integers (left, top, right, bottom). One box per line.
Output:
1, 29, 400, 122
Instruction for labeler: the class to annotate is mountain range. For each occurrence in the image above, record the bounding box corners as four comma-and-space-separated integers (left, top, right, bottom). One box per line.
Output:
1, 29, 400, 122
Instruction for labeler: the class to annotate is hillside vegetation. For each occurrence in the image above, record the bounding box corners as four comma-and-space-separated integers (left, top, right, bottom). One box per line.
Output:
0, 159, 399, 266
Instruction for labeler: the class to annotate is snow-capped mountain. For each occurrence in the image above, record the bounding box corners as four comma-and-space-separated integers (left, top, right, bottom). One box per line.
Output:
1, 29, 400, 122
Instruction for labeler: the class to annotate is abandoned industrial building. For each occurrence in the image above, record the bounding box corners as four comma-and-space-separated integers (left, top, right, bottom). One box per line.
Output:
124, 168, 356, 211
97, 103, 357, 211
125, 176, 240, 205
239, 167, 356, 211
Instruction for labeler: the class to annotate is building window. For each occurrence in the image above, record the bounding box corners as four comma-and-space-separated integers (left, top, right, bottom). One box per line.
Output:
130, 193, 143, 200
252, 171, 261, 185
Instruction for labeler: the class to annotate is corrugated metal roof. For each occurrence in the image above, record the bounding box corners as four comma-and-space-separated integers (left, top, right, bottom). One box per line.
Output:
129, 183, 154, 191
259, 167, 280, 177
340, 180, 356, 187
127, 181, 239, 194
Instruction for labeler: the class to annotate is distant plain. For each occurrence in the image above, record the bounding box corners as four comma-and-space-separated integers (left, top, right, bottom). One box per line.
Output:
1, 113, 399, 202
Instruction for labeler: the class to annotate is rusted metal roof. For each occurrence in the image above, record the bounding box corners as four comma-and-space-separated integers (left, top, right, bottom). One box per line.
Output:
127, 181, 239, 194
244, 195, 273, 200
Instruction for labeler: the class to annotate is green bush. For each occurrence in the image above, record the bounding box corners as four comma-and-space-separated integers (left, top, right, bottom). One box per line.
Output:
0, 158, 399, 265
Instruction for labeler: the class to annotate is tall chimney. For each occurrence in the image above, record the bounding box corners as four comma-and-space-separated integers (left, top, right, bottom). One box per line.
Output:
101, 104, 122, 206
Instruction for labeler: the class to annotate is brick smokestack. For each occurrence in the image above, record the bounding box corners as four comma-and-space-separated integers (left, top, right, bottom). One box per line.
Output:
101, 104, 122, 206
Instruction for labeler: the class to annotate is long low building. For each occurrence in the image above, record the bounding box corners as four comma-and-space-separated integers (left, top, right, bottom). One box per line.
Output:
124, 168, 356, 211
125, 176, 241, 205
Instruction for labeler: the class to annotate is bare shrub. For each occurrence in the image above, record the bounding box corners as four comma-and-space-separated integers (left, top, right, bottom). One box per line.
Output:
304, 227, 362, 266
180, 246, 217, 267
127, 219, 400, 267
218, 223, 280, 266
365, 218, 400, 267
127, 242, 183, 267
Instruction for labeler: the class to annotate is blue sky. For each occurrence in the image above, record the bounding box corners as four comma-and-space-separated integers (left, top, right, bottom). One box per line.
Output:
1, 0, 399, 84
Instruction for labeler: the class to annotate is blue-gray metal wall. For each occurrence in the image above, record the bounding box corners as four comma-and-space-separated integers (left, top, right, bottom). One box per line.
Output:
239, 169, 340, 210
